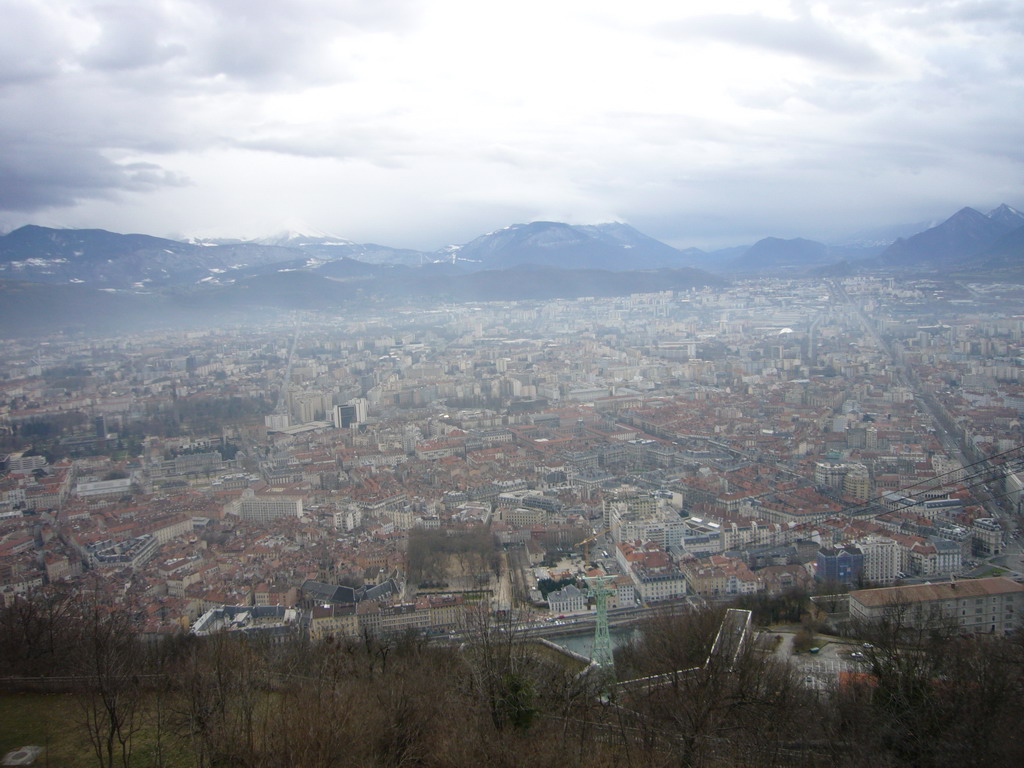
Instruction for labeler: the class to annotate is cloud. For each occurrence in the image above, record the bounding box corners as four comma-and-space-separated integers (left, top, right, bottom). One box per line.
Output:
76, 0, 421, 88
0, 141, 188, 212
0, 71, 196, 211
0, 2, 73, 85
835, 0, 1024, 31
80, 4, 186, 72
0, 1, 1021, 249
661, 12, 885, 72
229, 120, 419, 167
0, 0, 430, 216
120, 162, 191, 190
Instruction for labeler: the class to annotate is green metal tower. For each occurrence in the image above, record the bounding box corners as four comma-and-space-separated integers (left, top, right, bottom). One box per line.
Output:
584, 574, 617, 675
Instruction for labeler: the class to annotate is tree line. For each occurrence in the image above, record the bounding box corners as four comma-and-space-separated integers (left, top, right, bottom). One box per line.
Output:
1, 585, 1022, 767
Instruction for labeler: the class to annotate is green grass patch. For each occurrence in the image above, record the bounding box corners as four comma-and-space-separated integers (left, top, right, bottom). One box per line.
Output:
0, 692, 190, 767
975, 566, 1009, 578
0, 692, 93, 767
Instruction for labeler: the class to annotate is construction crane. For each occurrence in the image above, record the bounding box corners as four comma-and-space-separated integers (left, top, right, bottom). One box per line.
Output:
576, 527, 611, 564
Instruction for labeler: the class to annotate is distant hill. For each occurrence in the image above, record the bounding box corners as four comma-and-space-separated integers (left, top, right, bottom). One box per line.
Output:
249, 232, 431, 266
378, 265, 725, 301
985, 203, 1024, 232
880, 205, 1024, 268
207, 263, 725, 305
5, 204, 1024, 302
441, 221, 695, 271
0, 279, 194, 335
729, 237, 830, 273
0, 225, 297, 288
0, 259, 726, 335
831, 218, 940, 249
975, 223, 1024, 273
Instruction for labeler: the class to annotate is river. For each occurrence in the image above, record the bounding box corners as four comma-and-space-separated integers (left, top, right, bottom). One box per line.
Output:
549, 626, 638, 659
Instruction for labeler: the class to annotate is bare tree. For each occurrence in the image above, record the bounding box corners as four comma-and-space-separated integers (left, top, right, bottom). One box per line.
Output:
846, 597, 1024, 768
173, 632, 268, 767
618, 606, 809, 768
0, 584, 77, 676
261, 636, 360, 768
460, 604, 539, 731
73, 602, 145, 768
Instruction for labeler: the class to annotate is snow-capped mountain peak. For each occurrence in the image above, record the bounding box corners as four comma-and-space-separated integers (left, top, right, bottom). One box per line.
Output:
252, 219, 351, 247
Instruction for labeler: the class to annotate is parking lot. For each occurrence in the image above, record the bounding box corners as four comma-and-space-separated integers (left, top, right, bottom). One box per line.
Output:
767, 631, 868, 687
800, 654, 863, 680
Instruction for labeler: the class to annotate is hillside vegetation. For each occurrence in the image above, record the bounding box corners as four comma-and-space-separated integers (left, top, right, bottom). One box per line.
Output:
1, 589, 1022, 767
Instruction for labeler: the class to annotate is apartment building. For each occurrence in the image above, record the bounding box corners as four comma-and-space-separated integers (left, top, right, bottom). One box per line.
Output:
224, 488, 303, 523
848, 577, 1024, 634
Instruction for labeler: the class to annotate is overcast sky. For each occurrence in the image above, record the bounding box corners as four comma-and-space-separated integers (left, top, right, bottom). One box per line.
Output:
1, 0, 1022, 250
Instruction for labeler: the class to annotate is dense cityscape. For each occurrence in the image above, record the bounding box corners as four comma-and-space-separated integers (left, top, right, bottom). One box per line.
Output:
4, 1, 1024, 764
4, 274, 1024, 628
3, 268, 1024, 766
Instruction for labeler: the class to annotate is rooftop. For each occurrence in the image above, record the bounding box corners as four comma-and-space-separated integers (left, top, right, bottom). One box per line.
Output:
849, 576, 1024, 607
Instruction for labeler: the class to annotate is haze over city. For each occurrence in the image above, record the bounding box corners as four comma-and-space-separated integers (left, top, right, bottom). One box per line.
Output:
4, 3, 1024, 767
2, 0, 1023, 249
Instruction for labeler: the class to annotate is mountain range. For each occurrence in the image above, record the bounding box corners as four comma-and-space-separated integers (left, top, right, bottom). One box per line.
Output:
880, 205, 1024, 267
1, 203, 1023, 334
441, 221, 697, 271
4, 204, 1023, 286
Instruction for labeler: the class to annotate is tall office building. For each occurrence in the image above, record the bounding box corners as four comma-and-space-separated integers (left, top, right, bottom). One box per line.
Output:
333, 398, 369, 429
